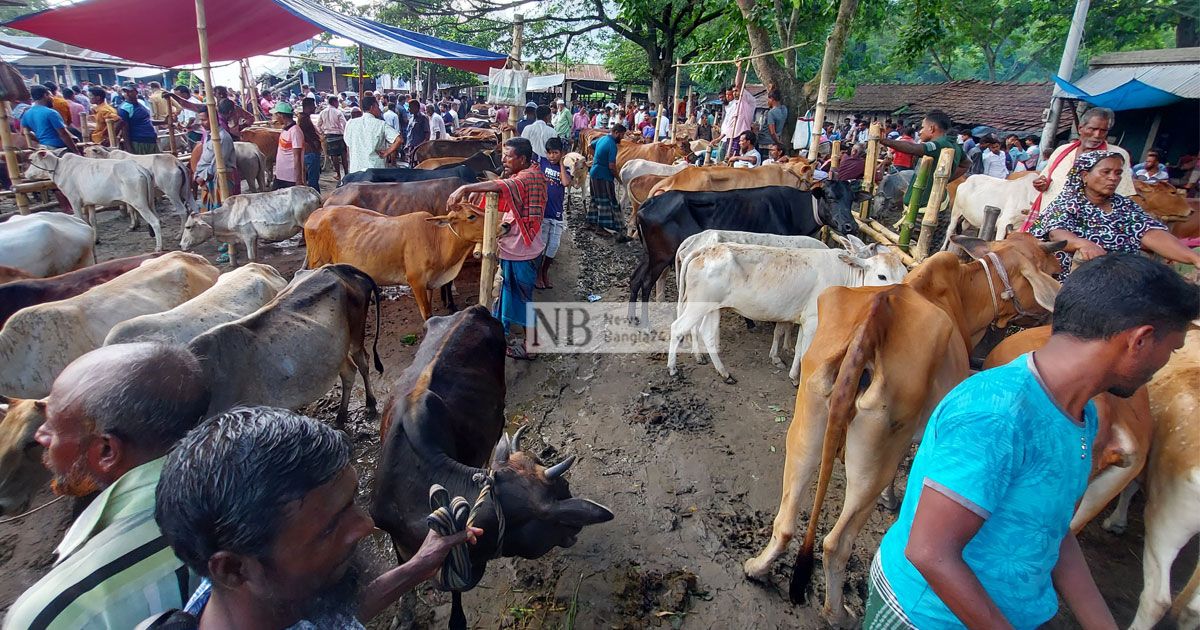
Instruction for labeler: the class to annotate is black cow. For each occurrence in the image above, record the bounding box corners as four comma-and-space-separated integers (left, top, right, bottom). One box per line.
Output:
339, 163, 477, 186
433, 150, 502, 175
371, 306, 613, 629
628, 181, 867, 309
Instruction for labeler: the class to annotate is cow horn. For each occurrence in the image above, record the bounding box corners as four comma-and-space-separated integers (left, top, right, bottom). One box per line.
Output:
544, 454, 576, 479
491, 433, 512, 466
511, 425, 526, 452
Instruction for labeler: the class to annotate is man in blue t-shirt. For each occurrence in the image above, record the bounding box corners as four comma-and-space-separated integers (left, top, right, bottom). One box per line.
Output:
535, 137, 573, 289
20, 85, 78, 153
585, 123, 628, 241
115, 83, 159, 154
869, 253, 1199, 630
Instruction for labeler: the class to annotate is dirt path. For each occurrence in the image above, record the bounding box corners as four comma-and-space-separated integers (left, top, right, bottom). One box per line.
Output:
0, 182, 1164, 629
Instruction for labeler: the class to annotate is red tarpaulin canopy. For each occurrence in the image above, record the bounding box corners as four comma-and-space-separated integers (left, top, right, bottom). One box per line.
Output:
5, 0, 507, 74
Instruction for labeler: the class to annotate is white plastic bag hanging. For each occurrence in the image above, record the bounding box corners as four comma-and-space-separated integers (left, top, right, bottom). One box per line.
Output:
488, 68, 529, 107
792, 111, 814, 150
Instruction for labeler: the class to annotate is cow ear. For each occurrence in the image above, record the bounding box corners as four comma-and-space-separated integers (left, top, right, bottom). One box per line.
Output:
811, 186, 827, 200
426, 216, 452, 227
552, 498, 614, 527
837, 251, 867, 268
854, 189, 873, 203
1017, 258, 1061, 312
1040, 239, 1068, 254
950, 235, 990, 260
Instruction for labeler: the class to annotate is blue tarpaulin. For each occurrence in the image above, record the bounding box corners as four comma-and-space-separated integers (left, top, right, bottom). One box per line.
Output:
1053, 76, 1184, 111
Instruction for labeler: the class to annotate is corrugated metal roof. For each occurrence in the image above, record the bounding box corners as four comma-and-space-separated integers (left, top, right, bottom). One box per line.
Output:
1074, 51, 1200, 100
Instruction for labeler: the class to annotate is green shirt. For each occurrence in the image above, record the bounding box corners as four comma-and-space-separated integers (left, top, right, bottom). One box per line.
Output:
553, 108, 571, 138
5, 457, 197, 630
902, 134, 965, 207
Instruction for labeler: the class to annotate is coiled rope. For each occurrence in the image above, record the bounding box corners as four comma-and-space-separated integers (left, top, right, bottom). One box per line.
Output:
425, 471, 505, 592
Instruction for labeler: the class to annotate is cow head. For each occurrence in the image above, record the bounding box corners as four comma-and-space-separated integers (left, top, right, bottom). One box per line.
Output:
831, 234, 908, 286
784, 159, 816, 191
22, 149, 60, 181
179, 213, 215, 250
1133, 180, 1191, 222
812, 179, 867, 236
561, 152, 587, 185
951, 231, 1066, 328
82, 145, 111, 159
429, 204, 510, 242
483, 429, 614, 560
0, 397, 50, 516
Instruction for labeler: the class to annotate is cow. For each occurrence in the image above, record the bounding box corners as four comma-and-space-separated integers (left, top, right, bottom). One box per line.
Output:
239, 126, 282, 177
578, 128, 608, 158
82, 145, 197, 215
615, 139, 689, 173
189, 141, 270, 193
417, 150, 503, 176
669, 237, 907, 384
0, 254, 158, 327
742, 233, 1064, 626
180, 186, 321, 265
1133, 181, 1198, 242
23, 150, 162, 251
940, 172, 1039, 250
413, 138, 497, 164
983, 326, 1153, 532
628, 182, 866, 314
647, 161, 816, 198
618, 158, 689, 224
105, 263, 287, 346
303, 204, 494, 320
341, 164, 477, 186
454, 127, 501, 143
674, 230, 829, 370
370, 306, 614, 629
0, 266, 32, 285
0, 396, 49, 516
0, 252, 218, 399
188, 264, 381, 427
323, 178, 469, 218
0, 212, 95, 279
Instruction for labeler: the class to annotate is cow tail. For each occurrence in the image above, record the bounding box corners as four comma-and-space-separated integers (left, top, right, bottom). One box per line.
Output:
372, 280, 384, 373
789, 291, 893, 603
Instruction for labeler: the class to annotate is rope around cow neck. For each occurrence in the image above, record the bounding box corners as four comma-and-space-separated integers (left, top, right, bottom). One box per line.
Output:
425, 471, 505, 592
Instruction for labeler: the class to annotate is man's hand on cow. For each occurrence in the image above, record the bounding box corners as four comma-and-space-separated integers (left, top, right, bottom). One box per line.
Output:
409, 527, 483, 581
1032, 175, 1050, 192
447, 186, 467, 209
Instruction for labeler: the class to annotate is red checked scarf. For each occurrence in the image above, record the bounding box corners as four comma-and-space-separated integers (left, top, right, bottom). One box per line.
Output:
494, 164, 547, 246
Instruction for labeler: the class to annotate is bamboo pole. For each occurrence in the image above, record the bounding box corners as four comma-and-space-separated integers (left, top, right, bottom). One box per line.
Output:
330, 63, 338, 95
194, 0, 230, 202
165, 93, 177, 156
357, 48, 365, 101
508, 14, 524, 138
244, 60, 265, 123
478, 192, 501, 307
830, 140, 841, 170
858, 121, 882, 219
897, 156, 934, 252
670, 59, 681, 140
809, 31, 836, 159
671, 42, 810, 68
913, 147, 957, 261
0, 102, 31, 215
106, 117, 118, 148
854, 217, 916, 267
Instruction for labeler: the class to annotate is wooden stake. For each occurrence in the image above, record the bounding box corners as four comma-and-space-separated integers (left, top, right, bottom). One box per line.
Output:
855, 217, 916, 267
0, 102, 31, 215
858, 121, 881, 219
913, 147, 957, 261
898, 156, 934, 252
357, 47, 365, 100
330, 63, 338, 95
194, 0, 230, 202
244, 60, 265, 123
830, 140, 841, 170
670, 59, 681, 140
478, 192, 501, 307
106, 117, 118, 148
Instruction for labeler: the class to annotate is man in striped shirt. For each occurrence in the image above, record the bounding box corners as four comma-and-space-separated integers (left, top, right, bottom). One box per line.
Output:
5, 343, 211, 630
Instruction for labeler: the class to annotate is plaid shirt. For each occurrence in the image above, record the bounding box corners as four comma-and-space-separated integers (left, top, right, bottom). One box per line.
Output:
495, 164, 548, 260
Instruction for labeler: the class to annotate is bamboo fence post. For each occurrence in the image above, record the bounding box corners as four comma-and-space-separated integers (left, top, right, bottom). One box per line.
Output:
913, 147, 957, 261
106, 117, 118, 148
244, 60, 265, 123
670, 59, 681, 140
830, 140, 841, 170
194, 0, 230, 202
165, 94, 177, 155
0, 102, 31, 215
478, 192, 501, 307
898, 156, 934, 252
858, 121, 881, 220
507, 14, 524, 139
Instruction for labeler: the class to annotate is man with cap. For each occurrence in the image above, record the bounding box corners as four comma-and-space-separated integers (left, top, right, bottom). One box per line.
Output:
114, 82, 159, 154
516, 102, 538, 136
553, 98, 571, 141
271, 101, 304, 189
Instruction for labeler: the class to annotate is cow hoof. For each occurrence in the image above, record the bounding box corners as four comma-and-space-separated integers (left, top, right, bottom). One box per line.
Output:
820, 606, 857, 630
1101, 520, 1126, 536
722, 374, 737, 384
771, 358, 787, 370
696, 355, 708, 365
743, 558, 771, 581
366, 396, 377, 410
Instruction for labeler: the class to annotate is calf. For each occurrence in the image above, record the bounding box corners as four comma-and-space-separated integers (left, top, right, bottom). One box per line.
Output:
941, 171, 1038, 250
371, 306, 613, 628
0, 252, 218, 398
669, 238, 907, 384
0, 212, 95, 279
180, 186, 321, 265
83, 145, 197, 215
24, 150, 161, 250
413, 138, 497, 164
105, 263, 287, 345
742, 234, 1063, 626
189, 264, 381, 427
648, 160, 816, 197
188, 141, 270, 193
0, 397, 49, 516
323, 178, 468, 217
0, 254, 158, 327
304, 204, 492, 320
341, 164, 477, 186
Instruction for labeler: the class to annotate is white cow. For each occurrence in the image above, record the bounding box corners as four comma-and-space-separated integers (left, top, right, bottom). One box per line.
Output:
675, 230, 829, 368
941, 172, 1039, 251
0, 252, 217, 398
234, 142, 269, 193
667, 238, 908, 384
180, 186, 321, 265
618, 158, 688, 209
24, 150, 163, 251
104, 263, 287, 345
83, 145, 197, 215
0, 213, 94, 278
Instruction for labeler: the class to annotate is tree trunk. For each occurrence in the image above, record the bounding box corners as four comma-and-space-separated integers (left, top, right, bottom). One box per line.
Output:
648, 58, 671, 106
1178, 9, 1199, 47
801, 0, 860, 106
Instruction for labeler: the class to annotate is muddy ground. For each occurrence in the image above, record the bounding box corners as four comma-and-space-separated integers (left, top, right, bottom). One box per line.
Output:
0, 175, 1181, 629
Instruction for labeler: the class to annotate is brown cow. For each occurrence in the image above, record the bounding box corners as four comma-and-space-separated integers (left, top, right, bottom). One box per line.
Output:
412, 138, 497, 164
627, 173, 668, 229
416, 157, 466, 170
983, 326, 1153, 532
1134, 181, 1198, 241
743, 232, 1064, 625
0, 396, 49, 515
304, 204, 495, 320
648, 160, 815, 198
579, 128, 608, 159
0, 254, 160, 327
0, 265, 33, 285
323, 178, 469, 217
454, 127, 500, 143
615, 139, 689, 173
